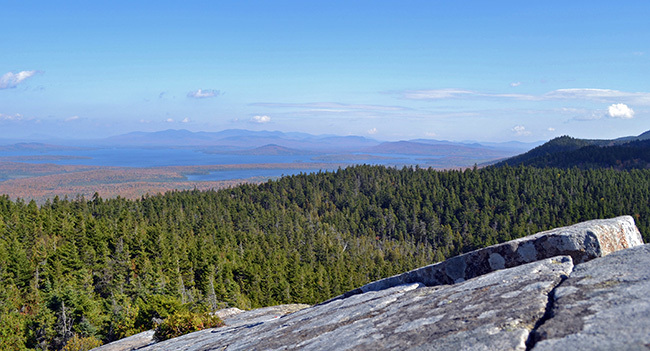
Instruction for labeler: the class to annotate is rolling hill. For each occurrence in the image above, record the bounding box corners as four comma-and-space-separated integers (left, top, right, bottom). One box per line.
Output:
494, 130, 650, 169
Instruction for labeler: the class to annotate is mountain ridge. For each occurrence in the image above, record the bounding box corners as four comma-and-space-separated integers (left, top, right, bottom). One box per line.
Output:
494, 129, 650, 169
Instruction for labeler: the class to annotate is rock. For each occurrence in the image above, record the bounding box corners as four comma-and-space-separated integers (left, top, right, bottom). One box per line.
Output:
132, 256, 573, 351
213, 307, 244, 320
92, 330, 155, 351
328, 216, 642, 302
531, 243, 650, 351
91, 305, 309, 351
217, 304, 310, 328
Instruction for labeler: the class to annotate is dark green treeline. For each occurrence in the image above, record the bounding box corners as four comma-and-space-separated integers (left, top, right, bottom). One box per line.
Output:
1, 165, 649, 349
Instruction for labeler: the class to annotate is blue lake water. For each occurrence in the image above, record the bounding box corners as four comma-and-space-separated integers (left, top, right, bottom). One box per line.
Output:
0, 148, 441, 181
3, 148, 323, 167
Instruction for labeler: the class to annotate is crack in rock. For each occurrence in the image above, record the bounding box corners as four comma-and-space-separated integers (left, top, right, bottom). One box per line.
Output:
524, 273, 570, 350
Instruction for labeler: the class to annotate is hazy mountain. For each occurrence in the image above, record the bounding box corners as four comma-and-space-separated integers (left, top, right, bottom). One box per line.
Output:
1, 129, 542, 168
89, 129, 538, 163
99, 129, 380, 151
364, 141, 509, 158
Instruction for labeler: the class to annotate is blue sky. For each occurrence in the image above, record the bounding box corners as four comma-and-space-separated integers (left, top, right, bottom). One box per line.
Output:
1, 1, 648, 142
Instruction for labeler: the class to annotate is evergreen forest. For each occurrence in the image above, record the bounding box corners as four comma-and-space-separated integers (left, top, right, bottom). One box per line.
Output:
1, 165, 649, 350
495, 135, 650, 169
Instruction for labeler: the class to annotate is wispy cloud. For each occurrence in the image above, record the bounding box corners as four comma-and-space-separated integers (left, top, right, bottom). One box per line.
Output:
401, 88, 535, 101
400, 87, 650, 105
0, 113, 23, 121
367, 127, 378, 135
510, 82, 522, 87
251, 115, 271, 123
181, 117, 190, 123
544, 88, 650, 104
65, 115, 80, 122
251, 102, 409, 112
512, 125, 531, 136
560, 107, 603, 121
187, 89, 221, 99
0, 70, 39, 89
607, 103, 635, 119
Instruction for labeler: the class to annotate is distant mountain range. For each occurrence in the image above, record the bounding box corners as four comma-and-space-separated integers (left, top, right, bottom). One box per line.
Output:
493, 130, 650, 169
99, 129, 381, 152
0, 129, 545, 168
96, 129, 540, 158
6, 128, 650, 170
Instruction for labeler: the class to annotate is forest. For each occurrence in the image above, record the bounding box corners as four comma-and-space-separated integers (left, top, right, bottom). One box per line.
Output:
1, 165, 649, 350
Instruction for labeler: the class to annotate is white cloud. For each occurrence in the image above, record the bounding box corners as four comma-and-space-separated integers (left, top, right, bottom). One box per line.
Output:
0, 70, 39, 89
512, 125, 531, 136
65, 115, 80, 122
399, 87, 650, 105
402, 88, 535, 101
187, 89, 221, 99
560, 107, 603, 121
181, 117, 190, 123
367, 127, 378, 135
251, 102, 407, 112
425, 131, 437, 137
547, 127, 555, 132
0, 113, 23, 121
403, 89, 476, 100
251, 115, 271, 123
166, 118, 174, 122
545, 89, 650, 105
607, 103, 635, 119
510, 82, 522, 87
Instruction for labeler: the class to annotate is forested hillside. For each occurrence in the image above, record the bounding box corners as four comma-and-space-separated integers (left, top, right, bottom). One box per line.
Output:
495, 135, 650, 169
1, 165, 649, 350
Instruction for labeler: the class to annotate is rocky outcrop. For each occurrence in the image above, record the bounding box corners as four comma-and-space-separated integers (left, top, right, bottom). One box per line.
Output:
92, 305, 310, 351
139, 256, 574, 351
532, 243, 650, 350
94, 216, 646, 350
327, 215, 642, 302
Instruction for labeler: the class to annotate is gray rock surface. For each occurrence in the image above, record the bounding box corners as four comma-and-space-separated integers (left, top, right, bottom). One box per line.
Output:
92, 305, 310, 351
217, 304, 310, 328
531, 244, 650, 351
92, 330, 155, 351
133, 256, 573, 351
329, 216, 642, 302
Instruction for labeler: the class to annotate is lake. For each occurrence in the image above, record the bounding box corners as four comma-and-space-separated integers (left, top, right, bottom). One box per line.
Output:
0, 147, 439, 181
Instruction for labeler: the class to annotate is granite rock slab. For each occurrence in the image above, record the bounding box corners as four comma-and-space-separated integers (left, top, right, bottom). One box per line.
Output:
531, 243, 650, 351
329, 216, 642, 302
133, 256, 573, 351
92, 330, 155, 351
91, 304, 310, 351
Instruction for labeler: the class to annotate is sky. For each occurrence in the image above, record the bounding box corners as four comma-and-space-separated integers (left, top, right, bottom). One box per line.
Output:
1, 1, 649, 142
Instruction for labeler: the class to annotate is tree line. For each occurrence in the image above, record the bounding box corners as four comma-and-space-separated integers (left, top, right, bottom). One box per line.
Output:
1, 165, 648, 349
